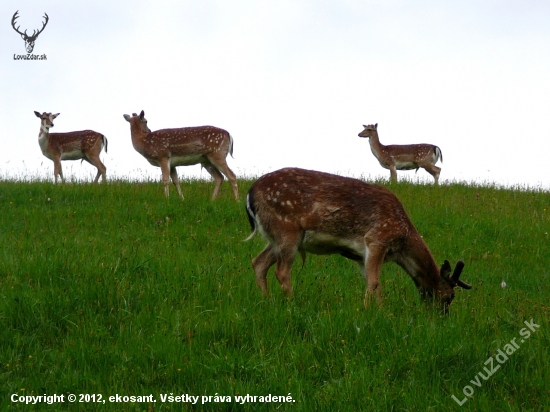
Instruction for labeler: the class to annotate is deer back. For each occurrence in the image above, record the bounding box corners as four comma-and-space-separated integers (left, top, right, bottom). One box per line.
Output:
40, 131, 105, 161
132, 125, 232, 163
383, 144, 440, 165
248, 168, 415, 249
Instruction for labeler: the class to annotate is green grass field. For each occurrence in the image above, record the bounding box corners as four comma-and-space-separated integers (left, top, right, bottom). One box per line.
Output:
0, 177, 548, 411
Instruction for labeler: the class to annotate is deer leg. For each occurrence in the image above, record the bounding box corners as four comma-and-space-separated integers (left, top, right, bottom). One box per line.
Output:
85, 155, 107, 183
252, 244, 277, 294
97, 159, 107, 183
53, 157, 63, 184
389, 165, 398, 183
363, 244, 387, 306
275, 250, 297, 297
423, 164, 441, 185
203, 163, 224, 200
159, 159, 171, 197
93, 169, 101, 183
208, 157, 239, 200
273, 234, 302, 296
169, 167, 184, 198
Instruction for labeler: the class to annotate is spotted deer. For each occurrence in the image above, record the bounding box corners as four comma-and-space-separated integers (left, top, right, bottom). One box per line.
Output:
123, 111, 238, 200
35, 112, 107, 183
359, 123, 443, 184
245, 168, 470, 313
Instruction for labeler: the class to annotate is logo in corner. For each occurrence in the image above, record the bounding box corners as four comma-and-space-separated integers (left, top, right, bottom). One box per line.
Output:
11, 10, 49, 54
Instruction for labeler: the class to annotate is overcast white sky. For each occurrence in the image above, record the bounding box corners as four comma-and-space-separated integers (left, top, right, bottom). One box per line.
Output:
1, 1, 549, 189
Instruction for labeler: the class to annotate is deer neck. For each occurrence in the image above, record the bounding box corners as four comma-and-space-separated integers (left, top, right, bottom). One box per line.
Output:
398, 233, 441, 290
368, 132, 387, 162
129, 123, 149, 152
38, 124, 50, 153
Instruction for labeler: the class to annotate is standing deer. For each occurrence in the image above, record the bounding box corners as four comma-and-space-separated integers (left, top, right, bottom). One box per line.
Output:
12, 11, 49, 54
245, 168, 471, 314
35, 112, 107, 183
359, 123, 443, 184
123, 110, 238, 200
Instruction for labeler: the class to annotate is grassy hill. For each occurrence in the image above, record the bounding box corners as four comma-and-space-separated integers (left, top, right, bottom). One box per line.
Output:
0, 177, 548, 411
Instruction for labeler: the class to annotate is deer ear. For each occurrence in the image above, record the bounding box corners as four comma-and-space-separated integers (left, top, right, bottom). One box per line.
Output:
34, 111, 41, 118
52, 113, 59, 119
139, 110, 145, 119
374, 123, 378, 129
123, 114, 131, 122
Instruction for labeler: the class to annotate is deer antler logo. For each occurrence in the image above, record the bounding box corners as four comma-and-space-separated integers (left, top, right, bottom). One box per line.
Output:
11, 11, 49, 54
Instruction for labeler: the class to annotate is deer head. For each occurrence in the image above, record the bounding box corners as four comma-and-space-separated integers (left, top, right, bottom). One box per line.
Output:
12, 11, 49, 54
34, 111, 59, 132
124, 111, 152, 135
358, 123, 378, 138
418, 260, 471, 314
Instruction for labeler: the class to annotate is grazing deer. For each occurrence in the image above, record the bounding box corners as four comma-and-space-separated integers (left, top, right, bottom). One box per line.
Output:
359, 123, 443, 184
246, 168, 471, 313
123, 110, 238, 200
12, 11, 49, 54
35, 112, 107, 183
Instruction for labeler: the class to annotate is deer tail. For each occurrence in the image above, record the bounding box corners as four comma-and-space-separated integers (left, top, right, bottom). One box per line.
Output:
435, 146, 442, 163
299, 250, 306, 267
244, 190, 257, 241
228, 133, 234, 158
102, 135, 108, 154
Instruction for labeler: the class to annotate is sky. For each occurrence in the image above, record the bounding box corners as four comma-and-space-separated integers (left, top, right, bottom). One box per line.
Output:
1, 0, 550, 189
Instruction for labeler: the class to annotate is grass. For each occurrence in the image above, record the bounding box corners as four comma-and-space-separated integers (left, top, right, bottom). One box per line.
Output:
0, 177, 549, 411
